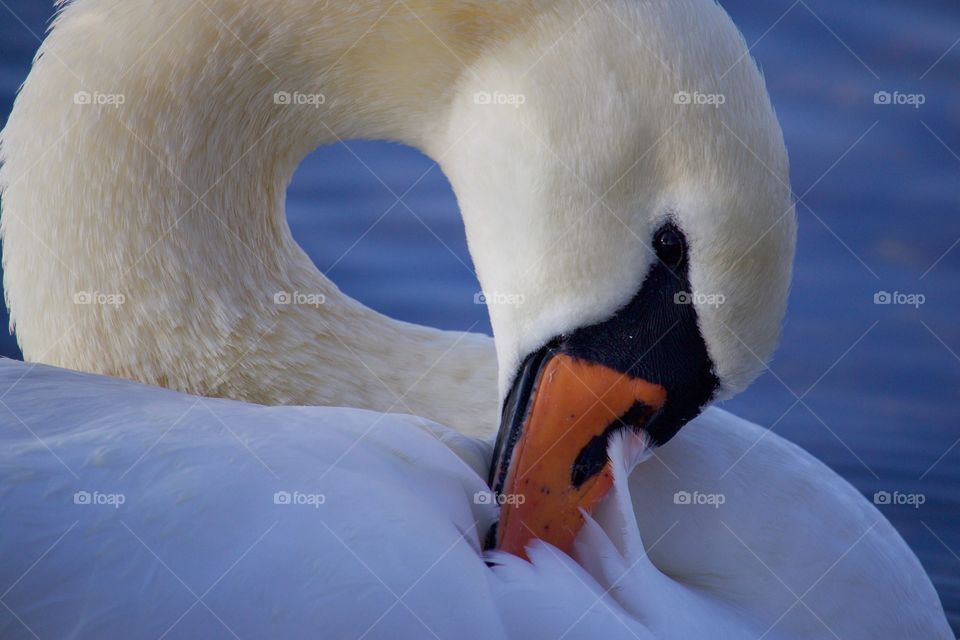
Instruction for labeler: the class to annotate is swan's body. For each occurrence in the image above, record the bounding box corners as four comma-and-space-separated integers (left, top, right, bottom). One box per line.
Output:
0, 359, 949, 639
0, 0, 951, 637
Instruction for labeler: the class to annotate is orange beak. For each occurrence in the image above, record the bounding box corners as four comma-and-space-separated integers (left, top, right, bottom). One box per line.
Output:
486, 349, 667, 560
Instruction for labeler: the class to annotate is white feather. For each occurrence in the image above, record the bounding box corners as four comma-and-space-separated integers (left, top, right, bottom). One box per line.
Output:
0, 360, 949, 638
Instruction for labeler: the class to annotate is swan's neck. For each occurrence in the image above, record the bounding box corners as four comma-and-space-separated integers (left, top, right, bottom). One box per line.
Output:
0, 0, 531, 436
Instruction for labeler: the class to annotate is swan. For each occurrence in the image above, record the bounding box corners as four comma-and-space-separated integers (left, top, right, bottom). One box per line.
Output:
0, 0, 951, 638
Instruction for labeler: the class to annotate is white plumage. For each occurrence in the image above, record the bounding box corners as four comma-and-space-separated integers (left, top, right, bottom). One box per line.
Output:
0, 360, 949, 638
0, 0, 951, 637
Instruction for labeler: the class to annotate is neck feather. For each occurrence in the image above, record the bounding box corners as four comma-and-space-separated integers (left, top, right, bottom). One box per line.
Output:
0, 0, 537, 436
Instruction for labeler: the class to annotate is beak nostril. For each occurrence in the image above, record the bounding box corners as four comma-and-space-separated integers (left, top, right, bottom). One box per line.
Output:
571, 400, 660, 488
571, 431, 611, 488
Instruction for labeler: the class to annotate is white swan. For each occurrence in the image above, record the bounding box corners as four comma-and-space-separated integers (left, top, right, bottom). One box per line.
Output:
0, 0, 951, 638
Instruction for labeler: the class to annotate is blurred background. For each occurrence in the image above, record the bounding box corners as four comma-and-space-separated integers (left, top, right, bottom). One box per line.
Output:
1, 0, 958, 631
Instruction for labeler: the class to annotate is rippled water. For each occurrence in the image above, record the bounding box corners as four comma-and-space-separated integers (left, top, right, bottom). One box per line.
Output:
1, 0, 957, 631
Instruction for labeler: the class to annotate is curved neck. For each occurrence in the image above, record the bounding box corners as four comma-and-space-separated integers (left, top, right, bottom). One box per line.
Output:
0, 0, 536, 436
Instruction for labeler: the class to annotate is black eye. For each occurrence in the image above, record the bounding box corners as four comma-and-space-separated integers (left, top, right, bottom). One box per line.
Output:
654, 224, 685, 268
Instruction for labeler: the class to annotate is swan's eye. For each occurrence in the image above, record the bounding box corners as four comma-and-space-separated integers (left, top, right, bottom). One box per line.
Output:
654, 224, 685, 268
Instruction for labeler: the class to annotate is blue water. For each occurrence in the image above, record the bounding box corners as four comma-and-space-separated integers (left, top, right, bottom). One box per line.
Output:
1, 0, 958, 632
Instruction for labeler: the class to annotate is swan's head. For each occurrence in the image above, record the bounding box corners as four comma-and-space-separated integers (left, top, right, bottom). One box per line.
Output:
434, 1, 795, 558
